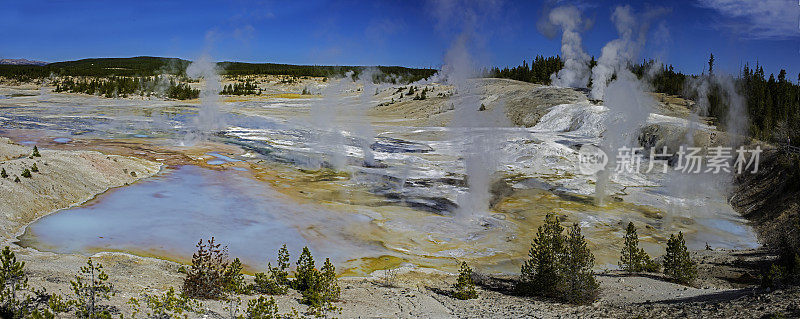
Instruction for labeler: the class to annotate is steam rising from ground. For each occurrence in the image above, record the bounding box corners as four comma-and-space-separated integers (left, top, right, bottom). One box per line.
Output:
438, 32, 508, 221
185, 54, 224, 143
595, 70, 656, 205
590, 6, 669, 100
308, 72, 354, 169
686, 73, 749, 146
540, 6, 591, 88
355, 68, 379, 167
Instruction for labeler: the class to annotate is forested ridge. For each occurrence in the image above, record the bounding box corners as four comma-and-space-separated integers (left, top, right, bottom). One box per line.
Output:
0, 56, 436, 84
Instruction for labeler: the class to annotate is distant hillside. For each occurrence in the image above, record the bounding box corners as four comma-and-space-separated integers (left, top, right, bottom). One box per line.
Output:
0, 56, 437, 83
0, 58, 47, 66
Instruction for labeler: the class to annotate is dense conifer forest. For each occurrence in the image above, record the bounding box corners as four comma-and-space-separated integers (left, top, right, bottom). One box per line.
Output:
0, 57, 437, 84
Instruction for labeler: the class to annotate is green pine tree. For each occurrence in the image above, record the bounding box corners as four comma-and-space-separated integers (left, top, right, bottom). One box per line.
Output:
1, 168, 7, 178
320, 258, 340, 302
562, 224, 599, 304
452, 261, 478, 300
663, 232, 697, 285
708, 53, 715, 74
519, 213, 564, 297
619, 222, 660, 273
294, 247, 315, 292
270, 244, 291, 287
0, 246, 28, 316
31, 146, 40, 157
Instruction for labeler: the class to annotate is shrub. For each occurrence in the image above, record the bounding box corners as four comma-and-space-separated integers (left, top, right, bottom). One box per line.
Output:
518, 214, 599, 304
292, 249, 340, 314
377, 267, 398, 288
519, 213, 564, 298
762, 242, 800, 288
13, 176, 19, 183
562, 224, 599, 304
663, 232, 697, 285
30, 164, 38, 173
252, 273, 283, 296
21, 169, 31, 178
128, 287, 200, 319
1, 168, 7, 178
70, 258, 114, 319
223, 258, 247, 294
298, 270, 324, 308
251, 244, 290, 295
452, 261, 477, 300
32, 146, 40, 157
242, 296, 278, 319
182, 237, 229, 299
299, 264, 340, 315
619, 222, 660, 273
272, 245, 290, 285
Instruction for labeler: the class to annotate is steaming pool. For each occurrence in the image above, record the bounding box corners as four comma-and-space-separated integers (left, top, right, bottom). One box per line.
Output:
17, 165, 384, 271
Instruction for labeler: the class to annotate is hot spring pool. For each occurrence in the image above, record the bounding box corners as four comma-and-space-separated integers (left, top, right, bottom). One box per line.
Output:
17, 165, 381, 271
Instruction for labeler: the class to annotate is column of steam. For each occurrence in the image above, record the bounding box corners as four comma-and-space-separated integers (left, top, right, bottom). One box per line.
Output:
587, 6, 662, 205
355, 68, 378, 167
185, 54, 224, 144
546, 6, 592, 89
441, 33, 495, 221
595, 71, 655, 205
309, 73, 352, 170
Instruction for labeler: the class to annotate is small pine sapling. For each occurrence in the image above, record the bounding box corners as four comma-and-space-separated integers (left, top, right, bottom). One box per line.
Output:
294, 247, 315, 292
70, 258, 114, 319
452, 261, 477, 300
320, 258, 340, 302
619, 222, 660, 273
182, 237, 229, 299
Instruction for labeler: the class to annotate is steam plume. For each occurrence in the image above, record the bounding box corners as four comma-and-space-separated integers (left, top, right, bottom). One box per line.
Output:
590, 6, 669, 100
541, 6, 591, 88
186, 54, 225, 137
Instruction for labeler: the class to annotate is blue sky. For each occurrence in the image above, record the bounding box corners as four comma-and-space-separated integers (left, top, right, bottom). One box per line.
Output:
1, 0, 798, 78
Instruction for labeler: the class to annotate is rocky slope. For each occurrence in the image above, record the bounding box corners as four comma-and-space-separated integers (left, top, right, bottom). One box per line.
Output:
0, 138, 161, 239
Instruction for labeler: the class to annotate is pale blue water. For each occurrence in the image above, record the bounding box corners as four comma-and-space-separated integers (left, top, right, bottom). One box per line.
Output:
19, 165, 376, 269
206, 152, 241, 165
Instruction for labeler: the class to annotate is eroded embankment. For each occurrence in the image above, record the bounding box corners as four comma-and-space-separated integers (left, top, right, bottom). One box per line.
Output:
0, 137, 162, 241
731, 148, 800, 249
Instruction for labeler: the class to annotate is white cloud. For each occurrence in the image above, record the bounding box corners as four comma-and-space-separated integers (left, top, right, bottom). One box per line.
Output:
696, 0, 799, 39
